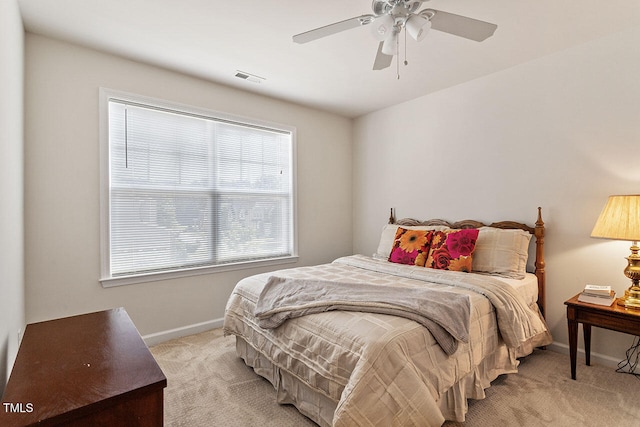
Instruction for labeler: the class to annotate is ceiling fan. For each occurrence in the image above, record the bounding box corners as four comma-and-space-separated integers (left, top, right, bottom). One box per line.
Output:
293, 0, 497, 71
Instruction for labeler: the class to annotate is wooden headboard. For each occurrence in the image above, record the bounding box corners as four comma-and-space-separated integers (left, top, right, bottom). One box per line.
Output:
389, 207, 546, 318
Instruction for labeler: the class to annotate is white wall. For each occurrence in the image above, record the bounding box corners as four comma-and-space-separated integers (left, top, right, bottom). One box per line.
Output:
0, 0, 25, 393
24, 34, 352, 340
353, 25, 640, 363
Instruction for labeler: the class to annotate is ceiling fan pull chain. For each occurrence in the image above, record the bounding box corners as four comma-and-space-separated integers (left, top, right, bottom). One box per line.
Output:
396, 30, 401, 79
404, 27, 408, 66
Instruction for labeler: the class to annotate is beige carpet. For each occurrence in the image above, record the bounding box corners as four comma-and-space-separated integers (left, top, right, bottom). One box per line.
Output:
150, 329, 640, 426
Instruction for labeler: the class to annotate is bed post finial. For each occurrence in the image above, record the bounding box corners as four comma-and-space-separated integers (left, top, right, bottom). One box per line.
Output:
389, 208, 395, 224
536, 207, 543, 227
534, 207, 546, 318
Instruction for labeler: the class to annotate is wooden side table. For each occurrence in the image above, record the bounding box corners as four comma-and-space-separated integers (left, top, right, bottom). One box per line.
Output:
0, 308, 166, 426
565, 294, 640, 380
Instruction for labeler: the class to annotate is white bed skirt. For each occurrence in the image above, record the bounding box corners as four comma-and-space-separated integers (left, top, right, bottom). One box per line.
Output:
235, 335, 535, 426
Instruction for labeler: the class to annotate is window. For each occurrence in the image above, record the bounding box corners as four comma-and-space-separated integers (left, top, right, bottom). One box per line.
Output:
100, 89, 296, 286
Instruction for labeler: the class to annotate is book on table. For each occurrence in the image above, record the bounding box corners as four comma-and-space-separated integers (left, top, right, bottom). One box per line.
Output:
582, 284, 612, 296
578, 288, 616, 306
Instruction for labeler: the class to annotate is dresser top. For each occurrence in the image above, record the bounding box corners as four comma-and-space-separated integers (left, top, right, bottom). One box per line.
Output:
0, 307, 166, 425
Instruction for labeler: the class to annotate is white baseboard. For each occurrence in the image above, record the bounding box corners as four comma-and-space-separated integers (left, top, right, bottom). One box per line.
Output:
547, 341, 621, 368
142, 318, 224, 346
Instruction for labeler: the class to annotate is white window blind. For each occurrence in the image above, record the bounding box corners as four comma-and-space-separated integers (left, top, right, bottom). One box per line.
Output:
103, 93, 295, 282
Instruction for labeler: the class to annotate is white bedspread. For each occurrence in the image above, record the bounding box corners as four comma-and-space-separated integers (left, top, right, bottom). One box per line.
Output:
223, 255, 552, 426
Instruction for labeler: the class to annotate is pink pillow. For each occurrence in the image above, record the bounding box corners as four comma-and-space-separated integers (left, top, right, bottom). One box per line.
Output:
388, 227, 433, 266
425, 229, 479, 272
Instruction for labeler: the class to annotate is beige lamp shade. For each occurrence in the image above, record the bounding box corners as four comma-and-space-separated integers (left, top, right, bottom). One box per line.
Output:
591, 195, 640, 241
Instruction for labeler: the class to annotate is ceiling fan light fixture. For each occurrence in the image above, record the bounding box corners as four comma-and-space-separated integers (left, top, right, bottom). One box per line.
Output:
371, 14, 395, 41
406, 14, 431, 42
381, 31, 398, 55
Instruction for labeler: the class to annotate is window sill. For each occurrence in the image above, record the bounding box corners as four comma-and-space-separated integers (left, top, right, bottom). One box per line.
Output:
100, 256, 299, 288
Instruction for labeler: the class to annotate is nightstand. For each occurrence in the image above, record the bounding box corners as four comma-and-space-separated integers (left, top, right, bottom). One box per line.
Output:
565, 294, 640, 380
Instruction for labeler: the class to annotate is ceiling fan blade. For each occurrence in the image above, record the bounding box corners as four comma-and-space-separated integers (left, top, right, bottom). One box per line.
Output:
372, 42, 393, 70
293, 14, 375, 44
424, 9, 497, 42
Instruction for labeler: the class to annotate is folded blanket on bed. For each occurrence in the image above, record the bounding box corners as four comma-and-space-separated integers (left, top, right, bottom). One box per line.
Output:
334, 255, 551, 349
254, 276, 470, 355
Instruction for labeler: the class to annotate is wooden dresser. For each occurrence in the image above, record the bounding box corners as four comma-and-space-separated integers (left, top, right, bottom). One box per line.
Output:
0, 308, 166, 426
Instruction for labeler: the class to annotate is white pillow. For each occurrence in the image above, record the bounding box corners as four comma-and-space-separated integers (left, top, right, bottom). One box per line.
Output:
472, 227, 532, 279
373, 223, 449, 260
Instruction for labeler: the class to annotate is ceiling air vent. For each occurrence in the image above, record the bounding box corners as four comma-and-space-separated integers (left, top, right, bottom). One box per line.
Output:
234, 70, 265, 84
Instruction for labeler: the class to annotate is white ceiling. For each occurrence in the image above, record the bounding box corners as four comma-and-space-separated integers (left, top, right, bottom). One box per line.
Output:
17, 0, 640, 118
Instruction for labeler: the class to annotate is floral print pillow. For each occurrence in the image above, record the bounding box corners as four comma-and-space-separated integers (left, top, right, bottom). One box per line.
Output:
425, 229, 479, 272
388, 227, 433, 266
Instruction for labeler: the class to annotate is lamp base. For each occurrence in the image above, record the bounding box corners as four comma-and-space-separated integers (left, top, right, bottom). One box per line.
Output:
617, 243, 640, 309
616, 286, 640, 309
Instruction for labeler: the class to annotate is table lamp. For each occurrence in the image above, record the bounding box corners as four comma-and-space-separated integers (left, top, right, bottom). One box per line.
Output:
591, 195, 640, 309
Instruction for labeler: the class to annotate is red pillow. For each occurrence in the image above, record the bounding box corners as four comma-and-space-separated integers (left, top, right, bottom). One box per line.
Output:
388, 228, 433, 266
425, 229, 479, 272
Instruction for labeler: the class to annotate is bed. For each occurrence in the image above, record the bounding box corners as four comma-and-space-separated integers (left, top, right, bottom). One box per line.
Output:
223, 208, 553, 426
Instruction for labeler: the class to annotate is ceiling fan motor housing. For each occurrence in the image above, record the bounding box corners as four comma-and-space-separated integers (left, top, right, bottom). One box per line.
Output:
372, 0, 422, 17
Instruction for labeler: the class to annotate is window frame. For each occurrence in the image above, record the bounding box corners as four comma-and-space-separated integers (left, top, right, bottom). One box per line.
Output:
99, 88, 298, 287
